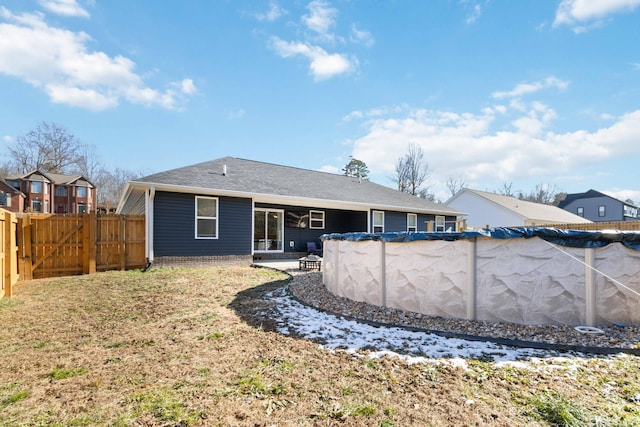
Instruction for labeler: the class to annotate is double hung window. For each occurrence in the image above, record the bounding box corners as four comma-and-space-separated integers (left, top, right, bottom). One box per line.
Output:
407, 213, 417, 232
309, 210, 325, 229
372, 211, 384, 233
196, 196, 218, 239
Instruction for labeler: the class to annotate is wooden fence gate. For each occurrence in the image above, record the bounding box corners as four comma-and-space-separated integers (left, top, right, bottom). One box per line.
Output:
18, 212, 146, 280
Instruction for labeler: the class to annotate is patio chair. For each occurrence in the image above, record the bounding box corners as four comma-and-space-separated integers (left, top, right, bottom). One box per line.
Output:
307, 241, 322, 256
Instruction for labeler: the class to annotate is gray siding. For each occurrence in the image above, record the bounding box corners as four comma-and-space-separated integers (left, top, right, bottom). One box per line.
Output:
154, 191, 252, 256
563, 197, 623, 222
371, 210, 459, 232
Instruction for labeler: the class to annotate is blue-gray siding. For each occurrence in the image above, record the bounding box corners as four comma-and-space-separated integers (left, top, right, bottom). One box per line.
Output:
370, 210, 458, 232
255, 203, 367, 253
154, 191, 252, 256
562, 196, 624, 222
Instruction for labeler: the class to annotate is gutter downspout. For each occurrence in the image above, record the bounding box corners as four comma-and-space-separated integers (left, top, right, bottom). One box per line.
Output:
145, 187, 155, 269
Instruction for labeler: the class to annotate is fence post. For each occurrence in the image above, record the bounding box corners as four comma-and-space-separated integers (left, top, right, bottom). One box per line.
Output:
20, 214, 33, 281
120, 215, 126, 270
467, 238, 477, 321
584, 248, 596, 327
83, 212, 97, 274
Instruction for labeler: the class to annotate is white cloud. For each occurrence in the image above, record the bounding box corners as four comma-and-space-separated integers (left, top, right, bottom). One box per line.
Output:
255, 1, 286, 22
465, 4, 482, 24
604, 189, 640, 204
492, 76, 570, 99
554, 0, 640, 32
3, 135, 14, 143
38, 0, 89, 18
0, 8, 195, 111
302, 0, 337, 39
347, 98, 640, 197
350, 24, 374, 47
270, 37, 355, 80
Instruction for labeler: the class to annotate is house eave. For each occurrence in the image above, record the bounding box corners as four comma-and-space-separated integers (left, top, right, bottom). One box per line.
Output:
121, 181, 463, 216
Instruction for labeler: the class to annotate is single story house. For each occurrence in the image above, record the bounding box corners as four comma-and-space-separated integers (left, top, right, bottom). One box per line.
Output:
117, 156, 464, 267
445, 188, 591, 229
557, 189, 639, 222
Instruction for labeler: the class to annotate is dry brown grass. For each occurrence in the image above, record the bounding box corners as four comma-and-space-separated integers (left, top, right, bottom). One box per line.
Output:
0, 266, 639, 426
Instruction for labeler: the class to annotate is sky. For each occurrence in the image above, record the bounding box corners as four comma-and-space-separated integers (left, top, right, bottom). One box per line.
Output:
1, 0, 639, 203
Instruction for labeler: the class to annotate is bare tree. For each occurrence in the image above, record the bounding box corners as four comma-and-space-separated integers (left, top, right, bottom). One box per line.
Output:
446, 175, 466, 198
342, 156, 369, 179
391, 143, 432, 196
9, 122, 84, 173
497, 181, 516, 197
521, 182, 560, 205
95, 168, 140, 210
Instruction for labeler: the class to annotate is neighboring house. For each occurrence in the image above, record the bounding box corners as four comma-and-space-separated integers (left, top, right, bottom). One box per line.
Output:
446, 188, 591, 229
0, 177, 25, 212
4, 170, 97, 214
557, 189, 639, 222
116, 156, 464, 266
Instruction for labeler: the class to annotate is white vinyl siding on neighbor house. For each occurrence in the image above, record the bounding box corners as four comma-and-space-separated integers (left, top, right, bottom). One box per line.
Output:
309, 210, 325, 229
407, 213, 417, 232
195, 196, 218, 239
372, 211, 384, 233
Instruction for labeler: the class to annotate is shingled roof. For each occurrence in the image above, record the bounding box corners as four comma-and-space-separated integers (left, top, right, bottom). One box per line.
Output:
118, 156, 461, 216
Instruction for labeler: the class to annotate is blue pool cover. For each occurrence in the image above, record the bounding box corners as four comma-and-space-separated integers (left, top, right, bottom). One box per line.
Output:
320, 227, 640, 251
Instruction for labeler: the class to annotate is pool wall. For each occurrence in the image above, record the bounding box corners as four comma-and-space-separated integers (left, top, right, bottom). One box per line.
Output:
321, 234, 640, 327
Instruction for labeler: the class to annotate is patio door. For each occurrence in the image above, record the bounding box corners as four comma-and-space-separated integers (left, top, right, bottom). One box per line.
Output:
254, 209, 283, 252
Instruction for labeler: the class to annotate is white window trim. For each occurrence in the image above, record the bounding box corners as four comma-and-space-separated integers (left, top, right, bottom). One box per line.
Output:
598, 205, 606, 217
407, 213, 417, 232
435, 215, 445, 232
309, 210, 325, 229
195, 196, 219, 239
372, 210, 384, 233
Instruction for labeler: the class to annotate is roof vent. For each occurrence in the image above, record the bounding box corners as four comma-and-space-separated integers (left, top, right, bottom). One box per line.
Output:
222, 164, 227, 176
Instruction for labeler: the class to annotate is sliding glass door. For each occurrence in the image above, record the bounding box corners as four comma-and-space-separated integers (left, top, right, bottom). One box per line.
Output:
253, 209, 283, 252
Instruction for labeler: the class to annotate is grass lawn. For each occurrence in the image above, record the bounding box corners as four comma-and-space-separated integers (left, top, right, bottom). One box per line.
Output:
0, 266, 639, 426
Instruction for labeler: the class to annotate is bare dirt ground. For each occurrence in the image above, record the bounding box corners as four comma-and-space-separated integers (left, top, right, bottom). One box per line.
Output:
0, 266, 639, 426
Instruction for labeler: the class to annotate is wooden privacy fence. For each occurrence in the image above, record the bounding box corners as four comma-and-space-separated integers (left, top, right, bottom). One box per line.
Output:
1, 209, 19, 299
18, 212, 146, 280
540, 221, 640, 231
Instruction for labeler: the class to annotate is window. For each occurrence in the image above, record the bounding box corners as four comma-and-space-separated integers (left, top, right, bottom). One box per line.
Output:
31, 181, 42, 194
435, 215, 445, 232
8, 180, 19, 190
195, 196, 218, 239
407, 213, 417, 232
44, 200, 49, 213
77, 186, 87, 198
598, 206, 606, 217
577, 207, 584, 217
32, 199, 42, 212
372, 211, 384, 233
55, 186, 67, 196
309, 210, 325, 229
44, 183, 49, 194
0, 193, 9, 207
77, 203, 87, 213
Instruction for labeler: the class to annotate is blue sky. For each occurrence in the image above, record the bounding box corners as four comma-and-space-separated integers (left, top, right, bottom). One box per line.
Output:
1, 0, 639, 203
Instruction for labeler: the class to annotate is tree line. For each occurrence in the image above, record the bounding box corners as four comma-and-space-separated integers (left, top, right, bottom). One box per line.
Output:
1, 121, 139, 210
342, 144, 572, 205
